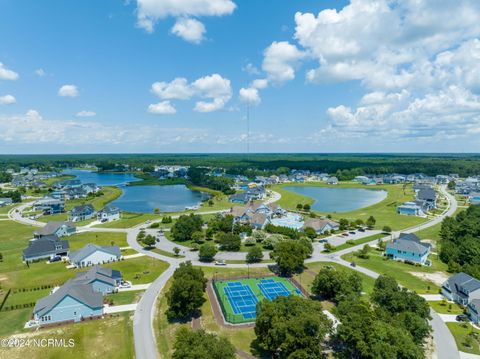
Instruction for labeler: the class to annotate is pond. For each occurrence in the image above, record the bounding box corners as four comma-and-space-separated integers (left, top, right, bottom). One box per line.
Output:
111, 185, 209, 213
63, 170, 208, 213
63, 169, 140, 186
284, 186, 387, 213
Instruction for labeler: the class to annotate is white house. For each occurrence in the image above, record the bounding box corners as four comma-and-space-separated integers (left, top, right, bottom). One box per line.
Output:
97, 205, 121, 222
69, 244, 121, 268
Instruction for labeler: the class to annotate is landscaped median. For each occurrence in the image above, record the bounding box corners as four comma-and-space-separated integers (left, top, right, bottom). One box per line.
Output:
325, 233, 385, 253
446, 322, 480, 355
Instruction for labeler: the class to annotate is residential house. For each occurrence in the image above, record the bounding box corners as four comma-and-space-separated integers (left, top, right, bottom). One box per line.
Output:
33, 221, 76, 239
441, 272, 480, 306
69, 244, 121, 268
23, 235, 70, 262
326, 177, 339, 185
229, 192, 251, 204
249, 213, 269, 230
397, 202, 425, 217
385, 233, 431, 265
467, 299, 480, 324
50, 190, 68, 201
416, 187, 437, 210
33, 280, 103, 326
97, 205, 121, 222
33, 197, 65, 215
468, 193, 480, 206
302, 218, 340, 234
73, 265, 122, 294
0, 198, 13, 207
69, 204, 96, 222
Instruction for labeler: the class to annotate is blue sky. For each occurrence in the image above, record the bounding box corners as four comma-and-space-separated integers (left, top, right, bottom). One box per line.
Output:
0, 0, 479, 153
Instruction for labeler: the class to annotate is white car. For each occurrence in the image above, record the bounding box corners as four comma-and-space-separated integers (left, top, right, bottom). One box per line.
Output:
215, 260, 227, 266
118, 281, 132, 289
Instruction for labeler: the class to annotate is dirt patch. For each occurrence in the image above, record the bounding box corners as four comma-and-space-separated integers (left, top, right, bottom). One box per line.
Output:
0, 275, 7, 282
409, 271, 448, 287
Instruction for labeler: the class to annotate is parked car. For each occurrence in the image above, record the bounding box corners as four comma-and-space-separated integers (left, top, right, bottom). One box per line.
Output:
456, 314, 469, 322
349, 231, 356, 235
342, 233, 349, 237
119, 281, 132, 289
49, 256, 61, 263
215, 260, 227, 266
350, 262, 356, 267
358, 228, 365, 232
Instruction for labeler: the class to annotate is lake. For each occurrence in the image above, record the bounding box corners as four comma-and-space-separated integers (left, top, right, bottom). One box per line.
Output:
63, 170, 208, 213
284, 186, 387, 213
111, 185, 209, 213
63, 169, 140, 186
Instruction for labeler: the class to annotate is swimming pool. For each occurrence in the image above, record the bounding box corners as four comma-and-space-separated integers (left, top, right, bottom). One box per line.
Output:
269, 213, 304, 229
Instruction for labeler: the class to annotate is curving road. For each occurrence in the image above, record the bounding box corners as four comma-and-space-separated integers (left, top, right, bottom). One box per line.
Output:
8, 186, 459, 359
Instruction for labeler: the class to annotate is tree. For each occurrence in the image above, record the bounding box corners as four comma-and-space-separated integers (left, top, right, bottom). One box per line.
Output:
166, 262, 207, 320
339, 218, 349, 230
246, 246, 263, 263
154, 207, 160, 214
140, 234, 156, 248
262, 234, 285, 250
304, 227, 317, 240
298, 237, 313, 258
171, 214, 203, 242
192, 231, 205, 244
366, 216, 376, 228
311, 268, 362, 303
447, 180, 456, 190
252, 230, 267, 243
173, 247, 181, 256
323, 242, 335, 252
208, 214, 233, 234
0, 252, 3, 262
303, 204, 311, 211
198, 243, 217, 262
382, 226, 392, 233
355, 244, 371, 259
172, 328, 236, 359
218, 233, 241, 251
255, 296, 332, 358
377, 238, 386, 251
162, 216, 173, 224
270, 240, 308, 275
296, 203, 303, 210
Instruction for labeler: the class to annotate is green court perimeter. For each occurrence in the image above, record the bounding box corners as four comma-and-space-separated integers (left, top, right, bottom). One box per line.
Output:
213, 276, 303, 324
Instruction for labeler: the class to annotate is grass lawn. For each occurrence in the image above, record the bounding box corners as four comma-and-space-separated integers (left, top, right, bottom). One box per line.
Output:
0, 204, 16, 215
271, 182, 428, 231
428, 301, 465, 314
327, 233, 385, 252
447, 322, 480, 355
2, 288, 52, 310
341, 250, 447, 294
0, 312, 134, 359
295, 261, 376, 297
0, 308, 31, 336
67, 231, 128, 251
105, 290, 144, 305
150, 248, 185, 258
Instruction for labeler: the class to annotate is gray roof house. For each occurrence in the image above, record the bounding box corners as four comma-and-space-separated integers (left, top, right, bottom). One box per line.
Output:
69, 244, 121, 268
0, 198, 13, 207
302, 218, 340, 234
442, 272, 480, 305
33, 221, 76, 239
97, 205, 121, 222
467, 299, 480, 324
23, 235, 69, 262
33, 279, 103, 326
385, 233, 431, 265
416, 187, 437, 209
73, 265, 122, 294
69, 204, 96, 222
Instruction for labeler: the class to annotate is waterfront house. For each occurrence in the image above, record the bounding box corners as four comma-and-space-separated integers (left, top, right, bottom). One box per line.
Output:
397, 202, 425, 217
69, 244, 121, 268
302, 218, 340, 234
69, 204, 96, 222
0, 197, 13, 207
385, 233, 431, 265
33, 197, 65, 215
97, 205, 121, 222
23, 235, 69, 262
229, 192, 251, 204
441, 272, 480, 306
73, 265, 122, 294
33, 280, 103, 326
33, 221, 76, 239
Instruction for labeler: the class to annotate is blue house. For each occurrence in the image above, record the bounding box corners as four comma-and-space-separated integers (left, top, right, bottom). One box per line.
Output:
33, 221, 76, 239
69, 204, 96, 222
385, 233, 431, 265
397, 202, 425, 217
73, 265, 122, 294
33, 280, 103, 325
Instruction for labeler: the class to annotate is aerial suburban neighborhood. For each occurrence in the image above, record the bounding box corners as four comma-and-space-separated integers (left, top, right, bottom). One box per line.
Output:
2, 0, 480, 359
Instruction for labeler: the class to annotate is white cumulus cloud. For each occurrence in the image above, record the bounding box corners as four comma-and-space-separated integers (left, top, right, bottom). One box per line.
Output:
262, 41, 305, 84
0, 95, 16, 105
148, 100, 177, 115
171, 17, 206, 44
58, 84, 79, 97
0, 63, 19, 81
239, 87, 261, 105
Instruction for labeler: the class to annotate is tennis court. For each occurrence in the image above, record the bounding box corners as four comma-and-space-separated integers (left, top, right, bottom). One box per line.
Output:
213, 276, 303, 324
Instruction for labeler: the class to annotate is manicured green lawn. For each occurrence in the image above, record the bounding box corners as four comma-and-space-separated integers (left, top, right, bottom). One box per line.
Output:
341, 251, 446, 294
0, 204, 16, 214
327, 233, 385, 252
271, 182, 428, 231
428, 301, 464, 314
150, 247, 185, 258
105, 290, 144, 305
1, 312, 134, 359
68, 231, 127, 251
0, 308, 31, 336
447, 322, 480, 355
295, 261, 376, 297
2, 288, 52, 310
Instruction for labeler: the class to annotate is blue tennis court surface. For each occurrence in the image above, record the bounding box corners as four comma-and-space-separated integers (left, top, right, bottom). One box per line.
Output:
224, 282, 258, 319
258, 278, 300, 300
